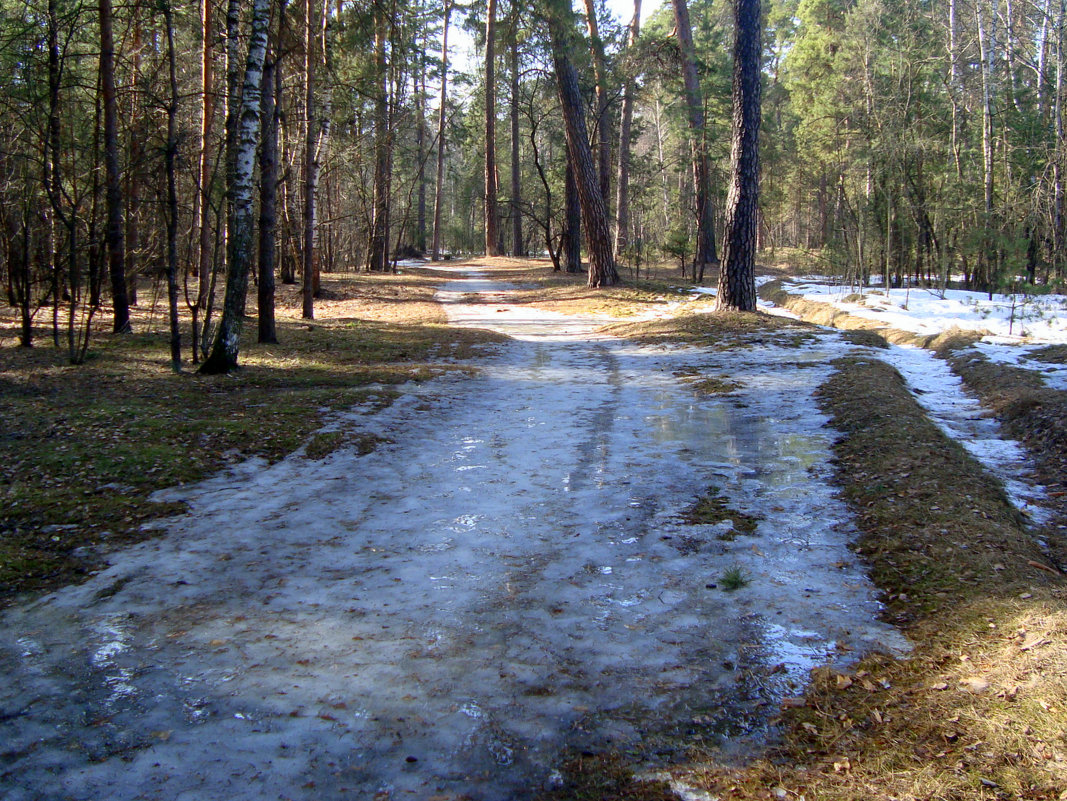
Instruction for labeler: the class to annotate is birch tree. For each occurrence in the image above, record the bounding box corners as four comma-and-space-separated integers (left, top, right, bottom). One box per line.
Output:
200, 0, 272, 374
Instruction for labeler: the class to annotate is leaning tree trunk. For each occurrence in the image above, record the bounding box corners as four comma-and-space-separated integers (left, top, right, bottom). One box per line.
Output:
484, 0, 502, 256
544, 0, 618, 287
99, 0, 131, 332
614, 0, 641, 260
199, 0, 271, 374
431, 0, 451, 261
671, 0, 717, 282
716, 0, 761, 311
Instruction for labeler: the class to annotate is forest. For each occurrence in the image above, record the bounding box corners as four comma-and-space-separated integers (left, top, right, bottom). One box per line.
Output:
6, 1, 1067, 798
3, 0, 1064, 365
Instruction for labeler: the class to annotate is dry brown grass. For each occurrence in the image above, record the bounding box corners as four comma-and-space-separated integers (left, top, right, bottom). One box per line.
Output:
446, 256, 689, 318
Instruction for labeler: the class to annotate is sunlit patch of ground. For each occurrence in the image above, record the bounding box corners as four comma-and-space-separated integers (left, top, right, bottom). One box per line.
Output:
0, 273, 504, 603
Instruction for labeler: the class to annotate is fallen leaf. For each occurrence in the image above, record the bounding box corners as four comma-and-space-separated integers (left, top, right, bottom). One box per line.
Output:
832, 757, 851, 773
801, 722, 818, 734
1020, 635, 1050, 652
151, 730, 172, 741
870, 709, 883, 724
835, 674, 853, 690
1027, 559, 1062, 576
860, 678, 878, 692
781, 697, 806, 709
959, 677, 990, 693
930, 682, 949, 691
209, 639, 226, 647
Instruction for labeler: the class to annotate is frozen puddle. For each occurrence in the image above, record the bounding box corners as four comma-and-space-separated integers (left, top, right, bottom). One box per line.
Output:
0, 272, 906, 800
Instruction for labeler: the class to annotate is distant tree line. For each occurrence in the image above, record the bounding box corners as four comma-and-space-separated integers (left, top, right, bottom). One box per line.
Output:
25, 0, 1067, 369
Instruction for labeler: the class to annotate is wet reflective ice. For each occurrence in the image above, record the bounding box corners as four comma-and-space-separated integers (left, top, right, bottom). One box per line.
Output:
0, 271, 906, 801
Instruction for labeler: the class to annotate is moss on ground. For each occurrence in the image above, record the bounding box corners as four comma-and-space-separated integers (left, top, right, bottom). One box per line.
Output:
681, 489, 760, 539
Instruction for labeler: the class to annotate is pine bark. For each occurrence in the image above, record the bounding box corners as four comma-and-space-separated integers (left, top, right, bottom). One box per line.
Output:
581, 0, 611, 207
509, 16, 523, 256
544, 0, 618, 287
302, 0, 324, 318
671, 0, 717, 280
258, 20, 280, 344
431, 1, 451, 261
614, 0, 641, 259
416, 56, 427, 253
716, 0, 761, 312
99, 0, 131, 332
484, 0, 502, 256
563, 153, 581, 272
163, 0, 181, 368
193, 0, 215, 362
369, 8, 390, 271
199, 0, 272, 374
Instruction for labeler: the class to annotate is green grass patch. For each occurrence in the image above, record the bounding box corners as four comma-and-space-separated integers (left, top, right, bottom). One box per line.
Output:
718, 565, 751, 591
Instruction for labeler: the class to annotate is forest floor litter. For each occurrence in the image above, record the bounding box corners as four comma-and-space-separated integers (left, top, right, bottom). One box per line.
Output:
2, 261, 1065, 800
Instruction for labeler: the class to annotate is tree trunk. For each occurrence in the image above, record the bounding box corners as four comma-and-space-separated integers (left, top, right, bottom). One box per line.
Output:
977, 1, 996, 289
484, 0, 502, 256
671, 0, 717, 281
581, 0, 611, 207
716, 0, 761, 312
163, 0, 182, 368
544, 0, 618, 287
126, 3, 143, 307
416, 55, 427, 253
369, 7, 390, 271
193, 0, 216, 362
199, 0, 271, 374
614, 0, 641, 260
99, 0, 131, 332
432, 1, 451, 261
509, 14, 523, 256
258, 14, 280, 344
564, 153, 581, 272
302, 0, 324, 319
1055, 0, 1065, 277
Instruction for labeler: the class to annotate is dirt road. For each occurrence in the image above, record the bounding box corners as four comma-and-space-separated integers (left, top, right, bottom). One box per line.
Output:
0, 269, 904, 800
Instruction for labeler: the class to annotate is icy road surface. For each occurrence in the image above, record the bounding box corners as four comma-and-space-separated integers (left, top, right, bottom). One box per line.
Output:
0, 270, 907, 800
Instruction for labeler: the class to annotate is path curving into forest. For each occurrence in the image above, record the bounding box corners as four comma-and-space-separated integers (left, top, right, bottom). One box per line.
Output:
0, 267, 904, 801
